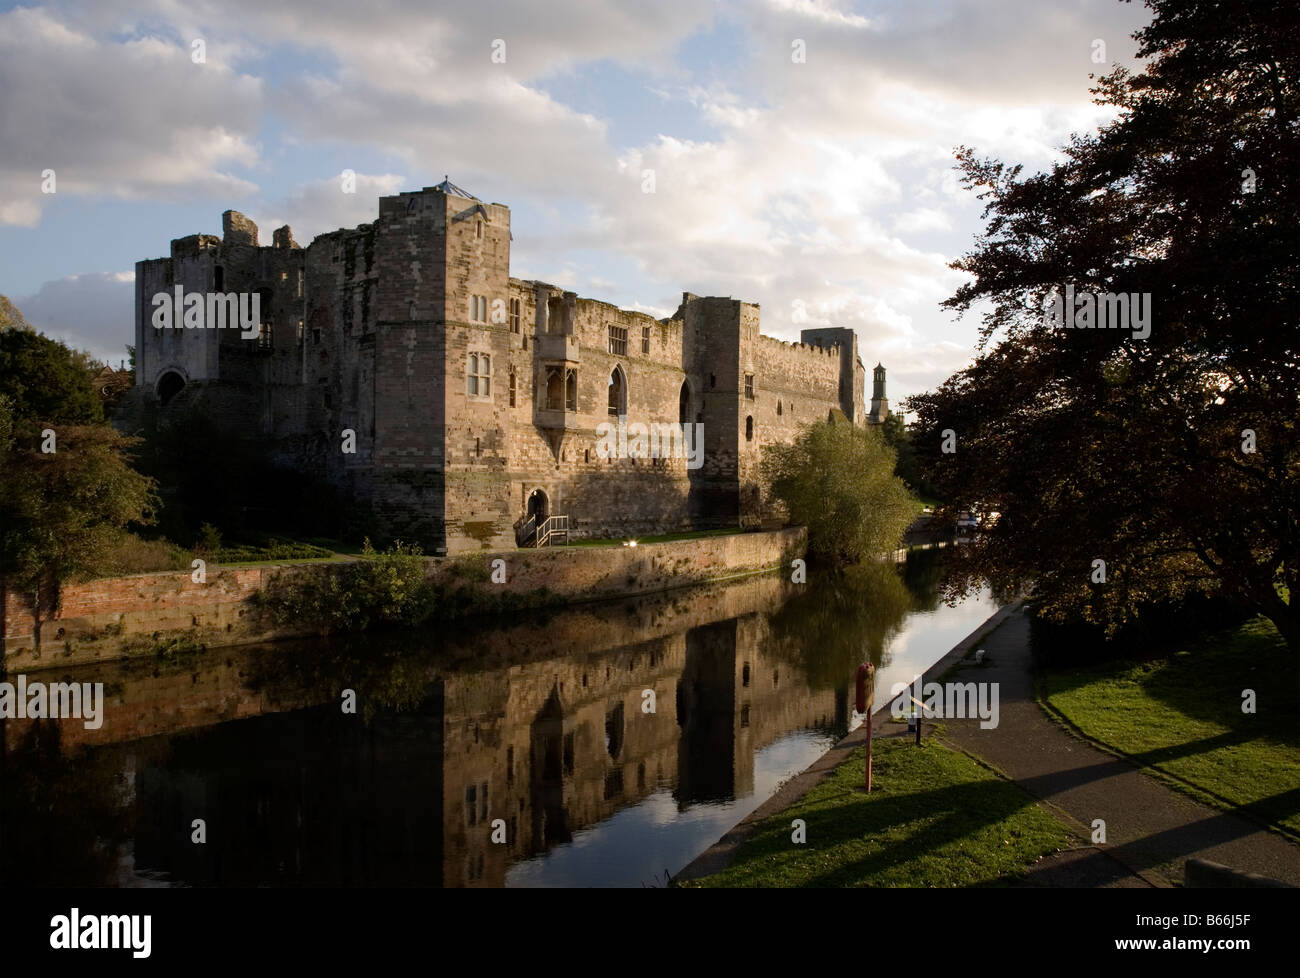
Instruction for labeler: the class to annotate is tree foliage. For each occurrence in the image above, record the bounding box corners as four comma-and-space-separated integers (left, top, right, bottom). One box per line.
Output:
763, 417, 916, 566
0, 306, 104, 425
0, 301, 158, 614
907, 0, 1299, 662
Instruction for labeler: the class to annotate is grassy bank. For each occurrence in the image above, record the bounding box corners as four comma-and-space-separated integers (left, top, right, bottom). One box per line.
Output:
1039, 615, 1300, 838
567, 527, 743, 548
683, 735, 1076, 887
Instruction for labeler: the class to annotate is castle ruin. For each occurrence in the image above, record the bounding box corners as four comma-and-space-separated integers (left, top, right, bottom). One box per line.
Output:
134, 180, 888, 554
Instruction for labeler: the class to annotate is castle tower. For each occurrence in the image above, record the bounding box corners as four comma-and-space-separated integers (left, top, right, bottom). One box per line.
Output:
868, 363, 888, 424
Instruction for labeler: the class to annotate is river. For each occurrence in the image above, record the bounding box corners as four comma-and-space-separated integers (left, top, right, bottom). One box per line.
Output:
0, 551, 998, 887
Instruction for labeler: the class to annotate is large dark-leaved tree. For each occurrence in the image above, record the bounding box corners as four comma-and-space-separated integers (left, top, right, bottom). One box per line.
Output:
908, 1, 1299, 677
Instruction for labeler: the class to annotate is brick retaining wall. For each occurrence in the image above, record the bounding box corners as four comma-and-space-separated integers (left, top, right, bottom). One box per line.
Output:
1, 527, 805, 671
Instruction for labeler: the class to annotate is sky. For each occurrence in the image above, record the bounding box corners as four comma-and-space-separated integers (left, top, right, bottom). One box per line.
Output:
0, 0, 1151, 408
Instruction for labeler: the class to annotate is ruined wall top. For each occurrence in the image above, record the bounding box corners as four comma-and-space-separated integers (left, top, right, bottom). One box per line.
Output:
222, 210, 258, 247
272, 225, 298, 249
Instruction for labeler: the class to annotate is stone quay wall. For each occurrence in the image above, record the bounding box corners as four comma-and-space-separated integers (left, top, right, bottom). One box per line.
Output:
1, 527, 805, 672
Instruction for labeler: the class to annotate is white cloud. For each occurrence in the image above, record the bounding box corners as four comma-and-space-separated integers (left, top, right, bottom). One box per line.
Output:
14, 271, 135, 364
0, 7, 262, 226
252, 172, 407, 244
3, 0, 1155, 403
894, 207, 953, 234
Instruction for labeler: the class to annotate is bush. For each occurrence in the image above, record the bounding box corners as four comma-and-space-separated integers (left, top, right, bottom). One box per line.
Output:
261, 540, 435, 634
93, 531, 191, 577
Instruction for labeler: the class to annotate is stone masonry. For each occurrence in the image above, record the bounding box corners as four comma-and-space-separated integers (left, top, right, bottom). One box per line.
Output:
134, 180, 886, 554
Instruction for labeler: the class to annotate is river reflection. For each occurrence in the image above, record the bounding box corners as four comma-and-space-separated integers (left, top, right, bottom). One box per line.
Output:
0, 551, 998, 888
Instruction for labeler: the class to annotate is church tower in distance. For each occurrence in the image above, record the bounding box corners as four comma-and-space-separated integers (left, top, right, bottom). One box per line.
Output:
868, 362, 889, 424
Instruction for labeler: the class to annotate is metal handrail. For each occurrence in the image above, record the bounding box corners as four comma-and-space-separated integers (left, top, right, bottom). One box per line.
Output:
534, 515, 569, 548
517, 514, 537, 546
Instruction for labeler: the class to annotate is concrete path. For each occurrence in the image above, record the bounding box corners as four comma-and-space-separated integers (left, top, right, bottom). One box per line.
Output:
938, 608, 1300, 887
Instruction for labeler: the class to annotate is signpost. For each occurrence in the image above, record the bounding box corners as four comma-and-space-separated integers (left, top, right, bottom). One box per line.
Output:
856, 662, 875, 792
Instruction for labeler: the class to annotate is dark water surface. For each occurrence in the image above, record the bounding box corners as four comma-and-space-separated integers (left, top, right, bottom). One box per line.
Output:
0, 552, 997, 887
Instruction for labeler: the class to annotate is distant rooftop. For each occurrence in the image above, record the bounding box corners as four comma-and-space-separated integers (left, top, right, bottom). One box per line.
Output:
430, 176, 479, 200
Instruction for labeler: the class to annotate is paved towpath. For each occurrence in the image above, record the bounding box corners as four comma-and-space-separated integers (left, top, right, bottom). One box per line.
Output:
679, 603, 1300, 886
938, 608, 1300, 887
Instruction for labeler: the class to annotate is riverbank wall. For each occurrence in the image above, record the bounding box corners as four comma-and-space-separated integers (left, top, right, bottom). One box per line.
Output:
1, 527, 806, 672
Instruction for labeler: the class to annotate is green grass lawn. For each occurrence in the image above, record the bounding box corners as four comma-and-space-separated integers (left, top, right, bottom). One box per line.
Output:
1040, 615, 1300, 838
682, 735, 1076, 887
567, 527, 744, 548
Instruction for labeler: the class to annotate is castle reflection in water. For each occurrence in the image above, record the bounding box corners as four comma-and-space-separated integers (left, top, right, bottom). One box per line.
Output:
1, 555, 965, 887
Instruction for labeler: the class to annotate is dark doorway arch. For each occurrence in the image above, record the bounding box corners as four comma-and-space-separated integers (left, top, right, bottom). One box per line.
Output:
679, 380, 691, 426
527, 489, 549, 522
156, 370, 185, 406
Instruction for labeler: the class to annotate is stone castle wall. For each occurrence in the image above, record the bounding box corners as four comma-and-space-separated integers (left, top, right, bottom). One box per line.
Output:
131, 184, 872, 554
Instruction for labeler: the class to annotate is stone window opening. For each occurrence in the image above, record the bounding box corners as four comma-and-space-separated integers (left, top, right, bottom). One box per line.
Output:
476, 437, 481, 457
254, 288, 274, 349
608, 366, 627, 417
608, 324, 628, 356
509, 368, 516, 407
467, 353, 491, 397
471, 295, 489, 323
585, 448, 590, 463
476, 220, 483, 239
777, 400, 783, 416
545, 366, 564, 411
297, 319, 304, 345
709, 373, 716, 390
746, 415, 754, 441
565, 369, 578, 412
641, 326, 650, 354
679, 381, 691, 426
465, 785, 478, 827
312, 327, 322, 344
213, 266, 224, 291
742, 663, 751, 687
509, 297, 521, 333
745, 374, 755, 399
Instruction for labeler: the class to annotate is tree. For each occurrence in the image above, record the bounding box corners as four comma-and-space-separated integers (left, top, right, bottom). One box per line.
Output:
0, 306, 104, 425
908, 1, 1299, 677
880, 411, 930, 498
0, 302, 158, 627
763, 416, 916, 566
